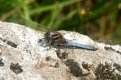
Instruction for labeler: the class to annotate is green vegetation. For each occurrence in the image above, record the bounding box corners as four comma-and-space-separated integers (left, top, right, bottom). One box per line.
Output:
0, 0, 121, 43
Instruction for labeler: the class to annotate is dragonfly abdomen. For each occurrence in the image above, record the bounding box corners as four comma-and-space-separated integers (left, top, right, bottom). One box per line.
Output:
66, 40, 97, 51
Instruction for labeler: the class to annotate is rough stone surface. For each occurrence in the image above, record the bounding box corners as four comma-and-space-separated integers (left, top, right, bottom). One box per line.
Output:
0, 21, 121, 80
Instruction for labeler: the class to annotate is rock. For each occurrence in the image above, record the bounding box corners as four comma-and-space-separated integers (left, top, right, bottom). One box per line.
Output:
0, 21, 121, 80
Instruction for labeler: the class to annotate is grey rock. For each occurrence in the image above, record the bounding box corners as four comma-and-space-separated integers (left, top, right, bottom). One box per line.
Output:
0, 21, 121, 80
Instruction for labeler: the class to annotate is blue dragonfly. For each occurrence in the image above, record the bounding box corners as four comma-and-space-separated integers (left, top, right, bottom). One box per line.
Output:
39, 31, 97, 51
22, 19, 97, 51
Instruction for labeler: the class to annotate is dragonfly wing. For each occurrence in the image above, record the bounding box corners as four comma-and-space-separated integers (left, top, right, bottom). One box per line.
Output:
66, 40, 97, 51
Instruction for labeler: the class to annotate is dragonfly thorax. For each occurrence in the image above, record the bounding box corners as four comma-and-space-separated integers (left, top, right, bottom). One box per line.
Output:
44, 31, 66, 46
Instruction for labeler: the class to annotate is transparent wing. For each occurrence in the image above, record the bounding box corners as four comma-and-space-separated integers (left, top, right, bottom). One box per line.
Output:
10, 16, 51, 32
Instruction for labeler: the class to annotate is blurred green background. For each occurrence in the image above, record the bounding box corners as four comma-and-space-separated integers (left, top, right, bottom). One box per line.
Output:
0, 0, 121, 43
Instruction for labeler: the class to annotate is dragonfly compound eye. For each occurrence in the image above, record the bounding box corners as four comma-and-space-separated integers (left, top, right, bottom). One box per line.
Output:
44, 31, 51, 38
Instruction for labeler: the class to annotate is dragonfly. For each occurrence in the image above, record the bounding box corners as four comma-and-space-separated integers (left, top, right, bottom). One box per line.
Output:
39, 30, 97, 51
19, 18, 97, 51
